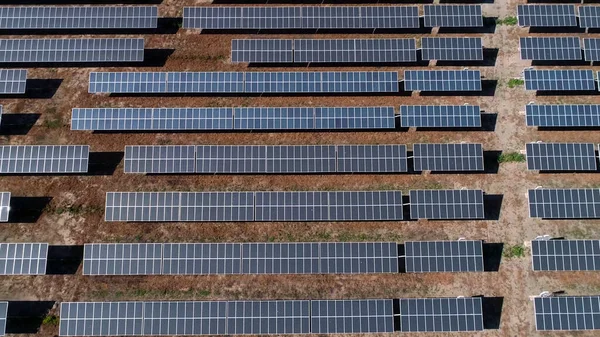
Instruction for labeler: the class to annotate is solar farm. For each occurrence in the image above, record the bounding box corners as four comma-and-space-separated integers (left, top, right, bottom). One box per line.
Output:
3, 0, 600, 336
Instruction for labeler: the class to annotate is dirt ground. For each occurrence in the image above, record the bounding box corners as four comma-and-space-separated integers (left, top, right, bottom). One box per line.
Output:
2, 0, 600, 336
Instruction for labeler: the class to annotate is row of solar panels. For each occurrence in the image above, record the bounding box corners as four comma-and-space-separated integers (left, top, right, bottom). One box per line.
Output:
88, 71, 483, 94
520, 37, 600, 62
0, 69, 26, 94
526, 143, 599, 171
70, 106, 482, 131
0, 145, 89, 174
105, 190, 485, 222
529, 188, 600, 219
527, 104, 600, 127
232, 38, 483, 63
533, 239, 600, 272
0, 192, 8, 222
124, 144, 484, 174
523, 69, 600, 92
518, 4, 600, 28
535, 295, 600, 331
59, 297, 484, 336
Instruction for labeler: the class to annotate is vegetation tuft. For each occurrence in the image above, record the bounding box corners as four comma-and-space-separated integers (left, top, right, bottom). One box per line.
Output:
503, 245, 526, 259
42, 315, 59, 326
498, 152, 526, 163
507, 78, 525, 88
496, 16, 518, 26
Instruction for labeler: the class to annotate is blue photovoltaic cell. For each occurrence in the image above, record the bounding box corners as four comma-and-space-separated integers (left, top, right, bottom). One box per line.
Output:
524, 69, 595, 91
526, 104, 600, 127
404, 70, 481, 91
0, 69, 26, 94
400, 105, 481, 128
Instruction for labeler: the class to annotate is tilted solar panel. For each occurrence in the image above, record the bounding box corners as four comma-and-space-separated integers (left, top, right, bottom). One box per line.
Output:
517, 5, 577, 27
532, 239, 600, 271
526, 143, 597, 171
293, 38, 417, 63
526, 104, 600, 127
162, 243, 241, 275
336, 145, 408, 173
400, 297, 484, 332
195, 145, 337, 174
105, 192, 255, 222
0, 6, 158, 30
520, 37, 582, 61
311, 299, 394, 333
409, 189, 485, 220
255, 191, 403, 221
524, 69, 595, 91
314, 106, 396, 129
143, 301, 227, 335
301, 6, 419, 29
0, 192, 9, 222
0, 69, 26, 94
226, 300, 311, 335
529, 188, 600, 219
579, 6, 600, 29
584, 38, 600, 62
0, 105, 2, 127
231, 39, 294, 63
400, 105, 481, 128
0, 145, 89, 174
0, 302, 6, 337
83, 243, 162, 276
0, 243, 48, 275
424, 5, 483, 27
413, 143, 484, 172
421, 37, 483, 61
59, 302, 144, 336
234, 107, 313, 130
405, 240, 484, 273
0, 38, 144, 63
124, 145, 196, 174
404, 70, 481, 92
534, 296, 600, 331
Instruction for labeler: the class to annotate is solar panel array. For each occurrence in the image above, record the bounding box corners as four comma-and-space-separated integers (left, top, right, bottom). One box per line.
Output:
88, 71, 399, 94
529, 188, 600, 219
0, 6, 158, 30
404, 70, 482, 92
584, 38, 600, 62
524, 69, 595, 91
231, 39, 293, 63
534, 296, 600, 331
421, 37, 483, 61
0, 302, 6, 337
0, 69, 26, 94
0, 243, 48, 275
579, 6, 600, 29
0, 192, 9, 222
519, 37, 582, 61
409, 189, 485, 220
532, 239, 600, 271
311, 299, 394, 334
337, 145, 407, 173
183, 6, 420, 30
0, 38, 144, 63
517, 5, 577, 27
83, 243, 163, 276
424, 5, 483, 27
526, 143, 597, 171
400, 297, 484, 332
526, 104, 600, 127
400, 105, 481, 128
412, 143, 484, 172
405, 240, 484, 273
0, 145, 89, 174
59, 302, 145, 336
125, 145, 196, 174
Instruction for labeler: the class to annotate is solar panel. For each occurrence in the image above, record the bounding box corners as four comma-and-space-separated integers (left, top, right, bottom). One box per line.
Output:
162, 243, 241, 275
195, 145, 337, 174
0, 38, 144, 63
336, 145, 408, 173
583, 39, 600, 62
400, 105, 481, 128
0, 302, 6, 337
532, 239, 600, 271
72, 108, 233, 131
517, 5, 577, 27
520, 37, 581, 61
183, 6, 419, 30
409, 189, 485, 220
529, 188, 600, 219
0, 105, 2, 127
234, 107, 313, 130
424, 5, 483, 27
524, 69, 595, 91
534, 296, 600, 331
293, 38, 417, 63
0, 192, 9, 222
579, 6, 600, 28
59, 302, 144, 336
254, 191, 403, 221
124, 145, 196, 174
421, 37, 483, 61
227, 300, 311, 335
231, 39, 293, 63
400, 297, 484, 332
104, 192, 255, 222
0, 6, 158, 30
526, 104, 600, 127
0, 145, 89, 174
143, 301, 227, 335
526, 143, 597, 171
0, 243, 48, 275
82, 243, 162, 276
413, 143, 484, 172
0, 69, 26, 94
311, 299, 394, 333
405, 240, 484, 273
404, 70, 481, 91
314, 107, 396, 129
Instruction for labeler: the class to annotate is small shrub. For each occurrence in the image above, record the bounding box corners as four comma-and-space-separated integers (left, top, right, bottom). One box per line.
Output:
42, 315, 59, 326
503, 245, 526, 258
507, 79, 525, 88
496, 16, 518, 26
498, 152, 525, 163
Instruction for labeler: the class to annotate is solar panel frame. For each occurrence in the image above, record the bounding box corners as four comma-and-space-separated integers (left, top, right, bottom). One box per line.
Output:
400, 105, 481, 128
532, 239, 600, 271
519, 37, 582, 61
409, 189, 485, 220
293, 38, 417, 63
0, 145, 89, 174
421, 37, 483, 61
517, 5, 577, 27
231, 39, 294, 63
82, 243, 162, 276
584, 38, 600, 62
124, 145, 196, 174
524, 69, 595, 91
403, 70, 481, 92
399, 297, 484, 332
534, 296, 600, 331
424, 5, 483, 27
59, 302, 144, 336
413, 143, 484, 172
0, 243, 48, 275
0, 192, 9, 222
526, 143, 597, 171
0, 302, 6, 337
311, 299, 394, 334
162, 243, 242, 275
528, 188, 600, 219
336, 144, 408, 173
526, 104, 600, 127
404, 240, 484, 273
579, 6, 600, 29
0, 69, 26, 94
